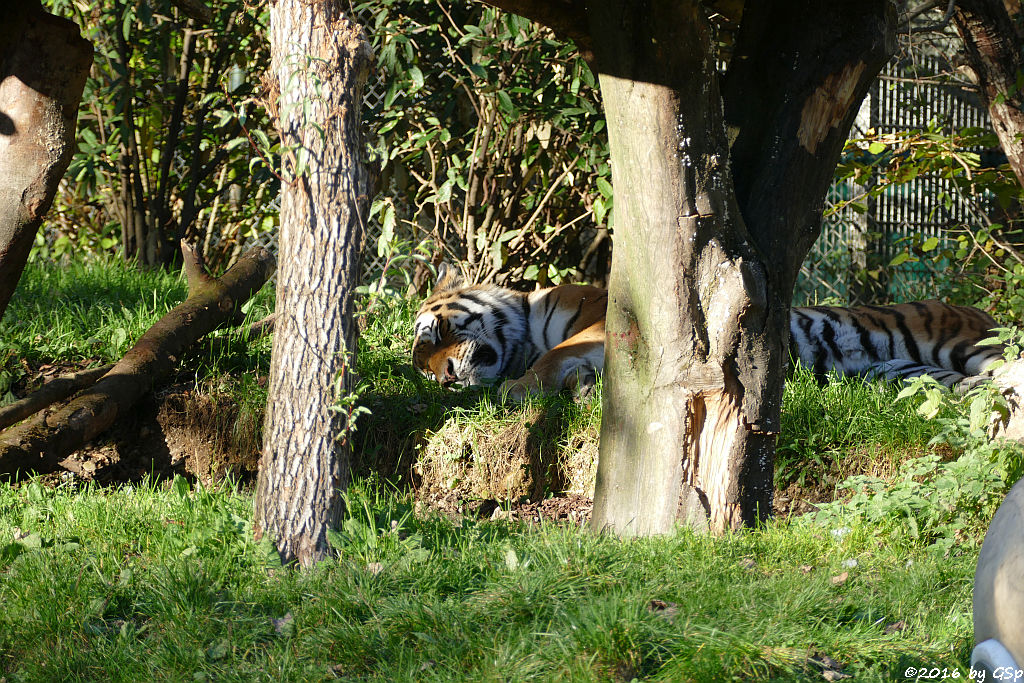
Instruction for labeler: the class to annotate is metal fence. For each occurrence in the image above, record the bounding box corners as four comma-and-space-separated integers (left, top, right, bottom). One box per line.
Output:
794, 54, 992, 305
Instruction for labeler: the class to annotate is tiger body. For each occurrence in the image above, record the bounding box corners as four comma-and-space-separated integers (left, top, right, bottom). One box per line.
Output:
412, 268, 1003, 399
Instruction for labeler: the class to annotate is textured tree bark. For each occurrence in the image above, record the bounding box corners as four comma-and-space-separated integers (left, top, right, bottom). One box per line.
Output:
0, 1, 92, 323
0, 243, 275, 478
953, 0, 1024, 188
252, 1, 372, 568
0, 364, 112, 432
587, 0, 768, 534
586, 0, 895, 534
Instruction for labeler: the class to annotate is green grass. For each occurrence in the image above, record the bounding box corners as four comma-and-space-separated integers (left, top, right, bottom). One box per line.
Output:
2, 257, 189, 364
0, 257, 275, 413
0, 259, 1003, 680
777, 368, 947, 489
0, 476, 976, 681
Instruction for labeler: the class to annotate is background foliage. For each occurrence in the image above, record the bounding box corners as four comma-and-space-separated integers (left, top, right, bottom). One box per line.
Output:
41, 0, 278, 270
360, 0, 612, 290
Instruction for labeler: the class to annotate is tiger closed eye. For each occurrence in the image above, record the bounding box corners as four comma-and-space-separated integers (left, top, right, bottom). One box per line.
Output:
470, 345, 498, 366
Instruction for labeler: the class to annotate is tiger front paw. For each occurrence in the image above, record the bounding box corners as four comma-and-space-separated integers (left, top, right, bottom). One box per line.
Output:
499, 373, 543, 402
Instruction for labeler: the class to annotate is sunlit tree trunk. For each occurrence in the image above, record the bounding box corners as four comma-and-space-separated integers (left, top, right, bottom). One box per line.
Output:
253, 0, 372, 567
590, 0, 895, 534
0, 0, 91, 322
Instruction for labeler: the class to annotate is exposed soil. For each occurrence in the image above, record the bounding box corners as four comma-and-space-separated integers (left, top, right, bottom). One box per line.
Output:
6, 360, 842, 526
6, 361, 263, 489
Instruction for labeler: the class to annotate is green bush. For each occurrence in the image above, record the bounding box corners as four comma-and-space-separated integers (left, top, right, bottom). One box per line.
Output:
361, 0, 612, 287
809, 336, 1024, 555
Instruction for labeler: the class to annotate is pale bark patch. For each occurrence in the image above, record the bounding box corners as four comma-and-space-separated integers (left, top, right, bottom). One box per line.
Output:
685, 389, 744, 532
797, 62, 867, 155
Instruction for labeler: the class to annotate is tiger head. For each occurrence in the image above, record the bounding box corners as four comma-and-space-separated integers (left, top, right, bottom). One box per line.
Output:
412, 265, 523, 388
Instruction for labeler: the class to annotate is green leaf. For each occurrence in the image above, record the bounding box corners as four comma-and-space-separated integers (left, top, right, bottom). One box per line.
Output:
172, 475, 190, 499
969, 395, 990, 433
889, 252, 911, 267
868, 141, 886, 155
921, 236, 940, 252
495, 90, 515, 116
408, 66, 424, 91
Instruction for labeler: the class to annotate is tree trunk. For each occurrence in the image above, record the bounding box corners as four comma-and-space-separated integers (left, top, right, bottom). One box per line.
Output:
587, 0, 895, 534
252, 1, 372, 568
0, 243, 275, 478
953, 0, 1024, 189
0, 1, 92, 323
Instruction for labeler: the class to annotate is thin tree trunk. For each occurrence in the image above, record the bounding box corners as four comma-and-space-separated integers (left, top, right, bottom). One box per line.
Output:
252, 1, 372, 568
953, 0, 1024, 188
0, 1, 92, 322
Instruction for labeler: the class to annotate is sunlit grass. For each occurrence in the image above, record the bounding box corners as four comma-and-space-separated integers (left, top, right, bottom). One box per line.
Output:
0, 259, 989, 680
0, 476, 975, 681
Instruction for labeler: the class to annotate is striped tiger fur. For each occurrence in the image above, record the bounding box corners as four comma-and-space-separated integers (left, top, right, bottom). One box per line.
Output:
412, 266, 1003, 400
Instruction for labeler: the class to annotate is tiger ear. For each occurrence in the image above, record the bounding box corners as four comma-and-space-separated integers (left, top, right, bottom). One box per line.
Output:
434, 262, 464, 292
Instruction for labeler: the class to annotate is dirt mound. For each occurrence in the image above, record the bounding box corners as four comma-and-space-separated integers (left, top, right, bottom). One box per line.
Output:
413, 405, 598, 503
50, 383, 262, 487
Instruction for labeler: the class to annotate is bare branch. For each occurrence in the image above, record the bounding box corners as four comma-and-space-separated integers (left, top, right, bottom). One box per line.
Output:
0, 365, 112, 432
901, 0, 957, 33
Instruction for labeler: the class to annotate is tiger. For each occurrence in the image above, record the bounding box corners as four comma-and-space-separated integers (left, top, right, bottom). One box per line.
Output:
412, 264, 1004, 401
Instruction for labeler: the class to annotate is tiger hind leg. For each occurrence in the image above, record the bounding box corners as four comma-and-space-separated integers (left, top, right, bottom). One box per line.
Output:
867, 359, 978, 390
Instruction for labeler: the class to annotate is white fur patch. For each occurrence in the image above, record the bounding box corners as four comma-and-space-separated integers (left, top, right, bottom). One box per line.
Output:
414, 313, 438, 342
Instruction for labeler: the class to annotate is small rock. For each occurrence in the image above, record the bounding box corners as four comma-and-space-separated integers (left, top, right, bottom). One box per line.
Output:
883, 620, 906, 635
799, 565, 814, 574
271, 612, 294, 636
831, 571, 849, 585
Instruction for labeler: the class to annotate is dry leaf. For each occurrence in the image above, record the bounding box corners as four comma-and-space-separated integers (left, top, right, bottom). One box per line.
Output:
647, 599, 680, 622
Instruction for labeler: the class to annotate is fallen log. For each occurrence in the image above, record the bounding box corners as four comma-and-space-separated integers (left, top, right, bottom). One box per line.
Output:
0, 242, 276, 478
0, 364, 112, 432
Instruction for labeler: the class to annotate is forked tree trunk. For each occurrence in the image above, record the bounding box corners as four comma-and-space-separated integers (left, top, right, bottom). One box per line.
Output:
953, 0, 1024, 188
0, 1, 92, 322
587, 1, 772, 534
586, 0, 895, 534
252, 1, 372, 567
